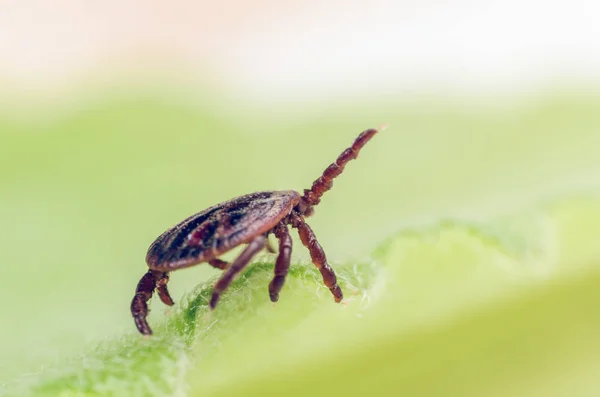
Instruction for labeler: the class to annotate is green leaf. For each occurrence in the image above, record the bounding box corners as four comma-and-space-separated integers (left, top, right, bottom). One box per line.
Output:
7, 196, 600, 397
4, 94, 600, 397
216, 265, 600, 397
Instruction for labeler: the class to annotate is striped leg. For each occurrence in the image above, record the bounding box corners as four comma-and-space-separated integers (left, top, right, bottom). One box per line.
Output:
131, 270, 174, 335
268, 222, 292, 302
289, 213, 343, 303
209, 235, 267, 309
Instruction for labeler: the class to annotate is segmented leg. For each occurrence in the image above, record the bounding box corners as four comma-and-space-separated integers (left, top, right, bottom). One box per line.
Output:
208, 241, 272, 271
209, 235, 267, 309
268, 222, 292, 302
156, 272, 174, 306
131, 270, 174, 335
208, 258, 229, 270
289, 213, 343, 302
299, 127, 381, 210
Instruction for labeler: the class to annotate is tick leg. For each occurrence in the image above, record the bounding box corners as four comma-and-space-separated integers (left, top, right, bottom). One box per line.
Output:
156, 272, 175, 306
300, 127, 381, 208
131, 270, 173, 335
268, 223, 292, 302
208, 258, 230, 270
289, 213, 343, 303
209, 235, 267, 309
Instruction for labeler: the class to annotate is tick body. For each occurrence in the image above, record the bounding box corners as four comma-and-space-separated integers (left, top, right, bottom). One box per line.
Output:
131, 126, 383, 335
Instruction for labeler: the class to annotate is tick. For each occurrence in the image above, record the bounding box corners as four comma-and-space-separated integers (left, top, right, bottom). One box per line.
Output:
131, 126, 384, 335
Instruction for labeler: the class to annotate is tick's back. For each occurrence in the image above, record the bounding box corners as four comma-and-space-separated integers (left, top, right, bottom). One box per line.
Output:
146, 190, 300, 270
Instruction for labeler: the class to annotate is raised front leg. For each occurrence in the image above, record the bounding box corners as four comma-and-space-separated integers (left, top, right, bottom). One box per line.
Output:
289, 213, 343, 303
131, 270, 174, 335
209, 235, 267, 309
268, 222, 292, 302
299, 127, 380, 210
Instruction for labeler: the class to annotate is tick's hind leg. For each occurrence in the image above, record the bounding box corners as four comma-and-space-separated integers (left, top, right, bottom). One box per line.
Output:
131, 270, 174, 335
289, 213, 343, 303
208, 258, 229, 270
269, 223, 292, 302
209, 235, 267, 309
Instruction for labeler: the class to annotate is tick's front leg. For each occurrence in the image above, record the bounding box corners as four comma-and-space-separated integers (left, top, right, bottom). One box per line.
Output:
289, 213, 343, 303
268, 222, 292, 302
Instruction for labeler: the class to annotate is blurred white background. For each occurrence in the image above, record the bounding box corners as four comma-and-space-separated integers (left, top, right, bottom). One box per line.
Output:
1, 0, 599, 104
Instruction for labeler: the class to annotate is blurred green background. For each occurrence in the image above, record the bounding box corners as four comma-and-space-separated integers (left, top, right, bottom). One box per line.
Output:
2, 88, 600, 396
2, 1, 600, 395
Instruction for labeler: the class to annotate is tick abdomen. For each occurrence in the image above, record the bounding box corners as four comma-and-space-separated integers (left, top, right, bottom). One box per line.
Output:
146, 190, 300, 271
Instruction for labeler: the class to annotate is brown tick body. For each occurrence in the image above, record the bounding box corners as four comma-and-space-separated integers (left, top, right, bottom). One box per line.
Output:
131, 126, 383, 335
